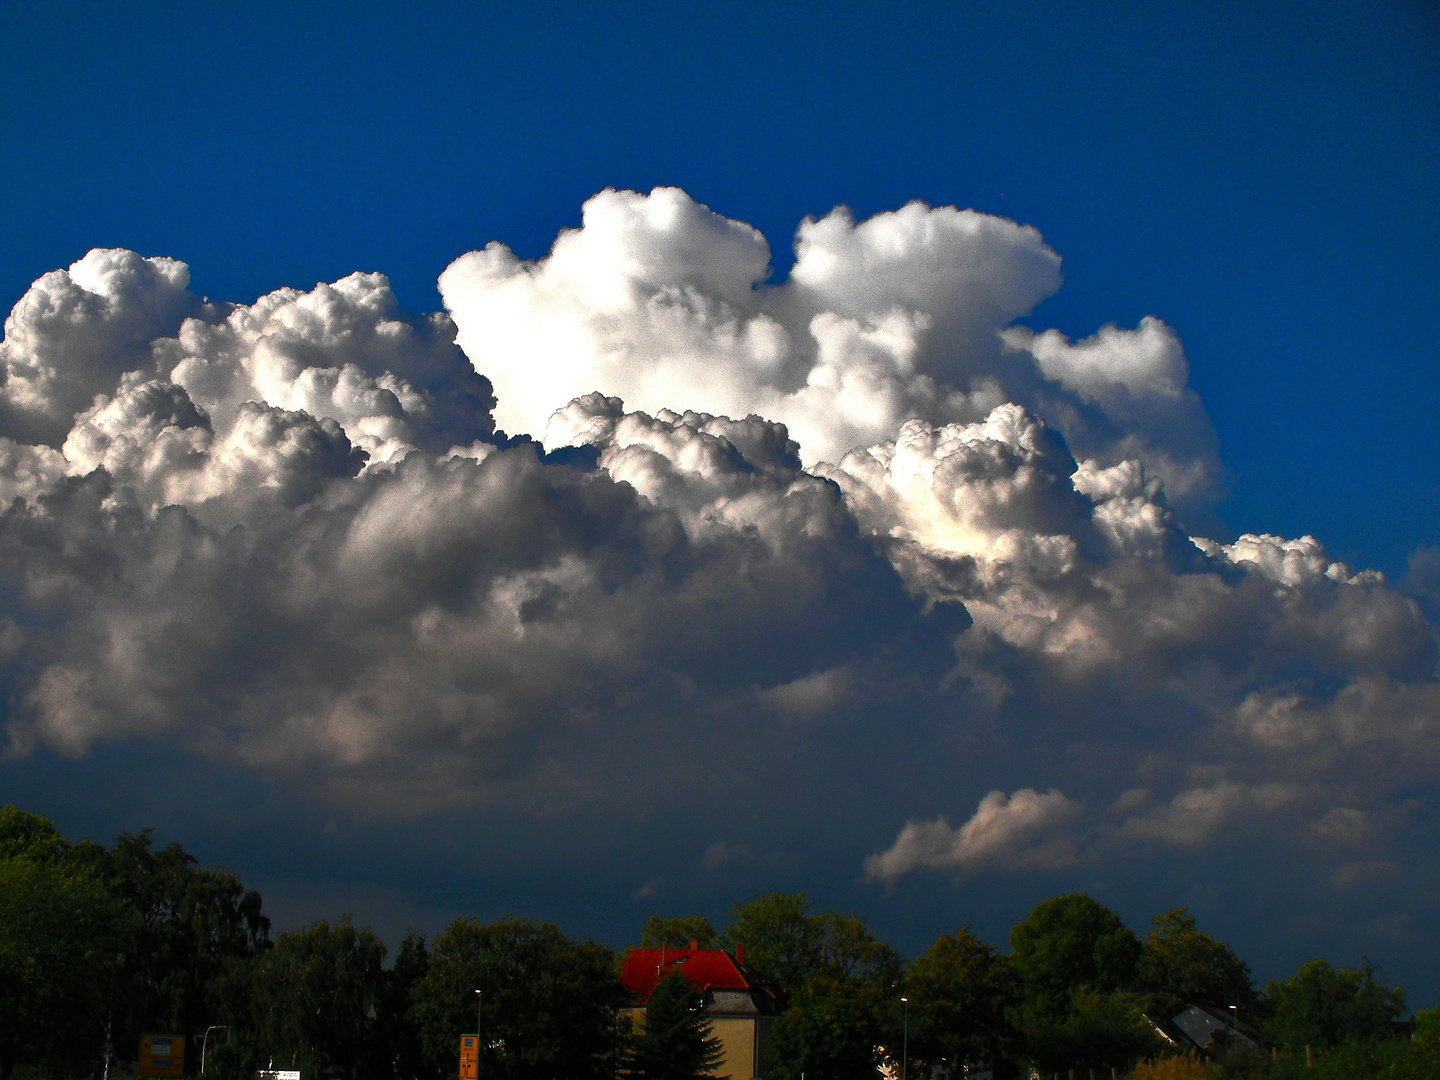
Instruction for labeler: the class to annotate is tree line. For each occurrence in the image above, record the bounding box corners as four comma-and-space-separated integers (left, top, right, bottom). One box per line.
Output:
2, 805, 1435, 1080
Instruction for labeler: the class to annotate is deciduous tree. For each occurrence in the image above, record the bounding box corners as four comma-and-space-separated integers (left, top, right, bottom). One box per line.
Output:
905, 927, 1017, 1074
412, 917, 627, 1080
1263, 958, 1406, 1050
767, 975, 888, 1080
0, 832, 125, 1080
1134, 908, 1257, 1021
1009, 893, 1141, 1019
719, 892, 823, 995
640, 916, 718, 950
76, 829, 271, 1060
240, 917, 389, 1080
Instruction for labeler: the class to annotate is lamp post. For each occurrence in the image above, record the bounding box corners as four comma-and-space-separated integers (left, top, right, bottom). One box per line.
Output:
200, 1026, 227, 1075
900, 997, 908, 1080
475, 990, 483, 1080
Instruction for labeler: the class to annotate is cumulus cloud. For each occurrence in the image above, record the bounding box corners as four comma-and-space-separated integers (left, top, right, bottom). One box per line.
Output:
1111, 781, 1300, 848
438, 187, 1222, 510
0, 187, 1434, 868
865, 788, 1082, 882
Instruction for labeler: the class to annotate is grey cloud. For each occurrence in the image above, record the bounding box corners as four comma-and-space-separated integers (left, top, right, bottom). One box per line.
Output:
865, 788, 1083, 882
0, 190, 1435, 876
0, 264, 925, 810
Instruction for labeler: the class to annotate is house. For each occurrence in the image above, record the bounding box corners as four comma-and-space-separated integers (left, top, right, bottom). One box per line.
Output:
620, 941, 783, 1080
1150, 1004, 1270, 1060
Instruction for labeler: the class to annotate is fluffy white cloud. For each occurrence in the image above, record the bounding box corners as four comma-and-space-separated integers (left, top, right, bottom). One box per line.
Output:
0, 249, 208, 444
1002, 318, 1220, 504
865, 788, 1082, 881
439, 187, 1220, 504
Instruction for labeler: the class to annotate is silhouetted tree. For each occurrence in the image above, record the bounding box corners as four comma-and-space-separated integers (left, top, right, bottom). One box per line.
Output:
639, 916, 718, 950
1264, 958, 1406, 1049
412, 917, 627, 1080
905, 927, 1017, 1074
627, 971, 723, 1080
74, 828, 271, 1062
1134, 908, 1257, 1020
767, 974, 888, 1080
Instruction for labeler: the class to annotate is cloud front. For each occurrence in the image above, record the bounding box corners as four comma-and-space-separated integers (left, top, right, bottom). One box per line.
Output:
0, 189, 1435, 895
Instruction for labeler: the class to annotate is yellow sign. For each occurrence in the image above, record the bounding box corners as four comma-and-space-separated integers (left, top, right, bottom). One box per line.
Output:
458, 1034, 478, 1080
139, 1034, 185, 1078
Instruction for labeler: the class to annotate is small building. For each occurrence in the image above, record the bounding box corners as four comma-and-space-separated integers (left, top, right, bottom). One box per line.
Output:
620, 942, 783, 1080
1150, 1004, 1270, 1060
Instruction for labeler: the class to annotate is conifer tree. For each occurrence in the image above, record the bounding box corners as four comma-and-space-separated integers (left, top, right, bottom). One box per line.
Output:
629, 971, 726, 1080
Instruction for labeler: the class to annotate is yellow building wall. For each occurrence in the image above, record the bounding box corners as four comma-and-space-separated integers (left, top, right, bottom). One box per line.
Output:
621, 1008, 767, 1080
710, 1016, 756, 1079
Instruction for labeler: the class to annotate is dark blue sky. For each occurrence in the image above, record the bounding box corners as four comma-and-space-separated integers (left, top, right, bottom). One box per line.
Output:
2, 0, 1439, 998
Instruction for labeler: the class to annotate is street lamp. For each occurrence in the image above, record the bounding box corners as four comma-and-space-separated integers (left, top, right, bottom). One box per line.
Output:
900, 997, 908, 1080
200, 1027, 227, 1075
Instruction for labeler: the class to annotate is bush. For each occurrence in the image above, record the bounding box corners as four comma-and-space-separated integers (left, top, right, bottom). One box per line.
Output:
1126, 1058, 1211, 1080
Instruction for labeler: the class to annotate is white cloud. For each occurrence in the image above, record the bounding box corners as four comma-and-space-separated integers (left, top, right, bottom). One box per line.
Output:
0, 249, 206, 445
864, 788, 1081, 882
439, 187, 1226, 495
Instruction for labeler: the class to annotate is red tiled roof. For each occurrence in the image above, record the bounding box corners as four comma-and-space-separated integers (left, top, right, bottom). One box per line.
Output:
620, 946, 752, 1003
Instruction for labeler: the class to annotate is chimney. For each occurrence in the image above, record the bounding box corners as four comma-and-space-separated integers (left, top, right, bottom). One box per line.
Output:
735, 941, 745, 965
689, 939, 698, 950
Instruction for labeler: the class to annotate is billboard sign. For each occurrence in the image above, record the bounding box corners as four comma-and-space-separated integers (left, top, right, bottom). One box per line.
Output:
139, 1035, 185, 1078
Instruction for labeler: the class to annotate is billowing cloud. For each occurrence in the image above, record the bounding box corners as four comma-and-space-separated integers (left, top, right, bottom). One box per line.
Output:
0, 189, 1435, 888
438, 187, 1222, 511
865, 788, 1082, 881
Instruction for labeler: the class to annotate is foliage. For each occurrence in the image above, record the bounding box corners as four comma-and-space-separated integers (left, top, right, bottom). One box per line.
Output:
1015, 988, 1161, 1074
412, 916, 628, 1080
719, 891, 824, 995
1262, 958, 1405, 1050
5, 806, 1438, 1080
1124, 1057, 1211, 1080
0, 850, 126, 1080
227, 917, 388, 1080
718, 896, 903, 1080
0, 805, 70, 863
817, 911, 903, 990
1135, 910, 1258, 1022
627, 971, 723, 1080
374, 930, 437, 1080
767, 975, 890, 1080
1259, 1037, 1440, 1080
75, 827, 272, 1061
640, 916, 718, 950
1009, 893, 1142, 1020
905, 927, 1017, 1073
